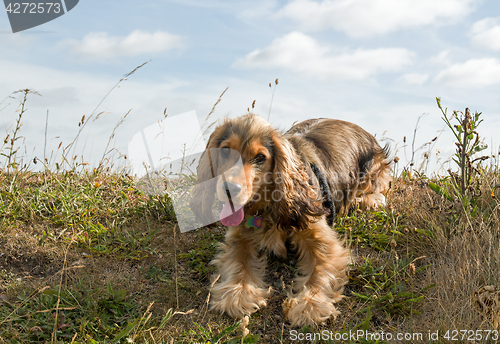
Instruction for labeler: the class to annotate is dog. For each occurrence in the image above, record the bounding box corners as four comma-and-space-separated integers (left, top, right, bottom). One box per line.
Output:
190, 114, 391, 326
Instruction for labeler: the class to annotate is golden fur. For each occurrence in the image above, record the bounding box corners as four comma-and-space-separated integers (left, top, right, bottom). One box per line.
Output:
190, 114, 391, 326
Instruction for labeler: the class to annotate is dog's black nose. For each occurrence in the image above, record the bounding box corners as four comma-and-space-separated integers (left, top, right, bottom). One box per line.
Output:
222, 181, 242, 196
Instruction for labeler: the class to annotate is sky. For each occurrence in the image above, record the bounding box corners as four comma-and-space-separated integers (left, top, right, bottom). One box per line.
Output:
1, 0, 499, 174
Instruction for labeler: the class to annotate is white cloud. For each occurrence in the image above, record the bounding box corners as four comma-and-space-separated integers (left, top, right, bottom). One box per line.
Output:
276, 0, 475, 37
434, 58, 500, 87
238, 0, 279, 21
430, 50, 452, 65
233, 32, 414, 80
63, 30, 183, 59
470, 17, 500, 51
401, 73, 429, 85
162, 0, 237, 8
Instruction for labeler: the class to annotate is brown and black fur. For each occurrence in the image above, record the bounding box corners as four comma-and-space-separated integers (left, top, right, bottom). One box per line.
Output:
190, 114, 391, 326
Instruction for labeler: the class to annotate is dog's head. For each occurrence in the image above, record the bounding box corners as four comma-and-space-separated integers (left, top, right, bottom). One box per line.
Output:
190, 113, 325, 229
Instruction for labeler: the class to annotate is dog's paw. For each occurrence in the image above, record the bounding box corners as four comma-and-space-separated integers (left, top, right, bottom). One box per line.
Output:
356, 192, 386, 210
210, 282, 271, 318
366, 192, 386, 208
283, 289, 340, 327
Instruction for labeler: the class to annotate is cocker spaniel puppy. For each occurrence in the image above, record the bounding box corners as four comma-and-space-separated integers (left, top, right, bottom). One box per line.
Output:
190, 114, 390, 326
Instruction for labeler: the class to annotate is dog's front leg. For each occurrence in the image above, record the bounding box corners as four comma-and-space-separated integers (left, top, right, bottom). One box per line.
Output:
284, 219, 349, 326
210, 226, 270, 318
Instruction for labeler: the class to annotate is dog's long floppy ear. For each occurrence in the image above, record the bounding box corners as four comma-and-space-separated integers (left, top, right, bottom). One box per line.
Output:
189, 127, 223, 225
270, 131, 326, 230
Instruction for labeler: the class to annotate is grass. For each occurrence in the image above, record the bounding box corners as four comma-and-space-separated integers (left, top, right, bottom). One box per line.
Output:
1, 85, 499, 343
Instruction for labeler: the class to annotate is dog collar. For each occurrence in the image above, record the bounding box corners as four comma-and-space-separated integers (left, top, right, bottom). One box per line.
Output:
245, 216, 262, 229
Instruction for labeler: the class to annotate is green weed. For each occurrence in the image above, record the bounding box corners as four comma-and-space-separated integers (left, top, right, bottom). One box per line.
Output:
431, 98, 497, 222
350, 255, 433, 317
336, 210, 405, 251
179, 231, 223, 281
0, 283, 139, 342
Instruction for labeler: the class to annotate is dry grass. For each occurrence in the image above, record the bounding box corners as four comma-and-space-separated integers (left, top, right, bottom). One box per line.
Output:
388, 170, 500, 333
1, 166, 498, 343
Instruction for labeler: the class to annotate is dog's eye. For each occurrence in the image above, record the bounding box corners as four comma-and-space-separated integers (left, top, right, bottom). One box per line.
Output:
253, 153, 267, 165
220, 147, 230, 159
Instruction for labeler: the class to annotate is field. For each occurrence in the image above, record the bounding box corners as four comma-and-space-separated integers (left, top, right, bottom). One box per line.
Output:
0, 89, 499, 343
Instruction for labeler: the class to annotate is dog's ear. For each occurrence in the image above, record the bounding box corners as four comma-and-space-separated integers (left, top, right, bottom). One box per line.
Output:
189, 127, 223, 225
270, 131, 325, 230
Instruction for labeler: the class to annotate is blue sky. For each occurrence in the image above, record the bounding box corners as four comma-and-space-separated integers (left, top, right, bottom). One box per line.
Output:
1, 0, 499, 173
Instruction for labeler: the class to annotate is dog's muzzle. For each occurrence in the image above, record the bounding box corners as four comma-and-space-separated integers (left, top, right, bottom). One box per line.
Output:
221, 181, 242, 198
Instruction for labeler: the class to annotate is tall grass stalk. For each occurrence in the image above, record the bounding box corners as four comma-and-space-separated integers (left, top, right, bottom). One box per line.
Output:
267, 78, 278, 122
1, 89, 40, 171
64, 61, 150, 169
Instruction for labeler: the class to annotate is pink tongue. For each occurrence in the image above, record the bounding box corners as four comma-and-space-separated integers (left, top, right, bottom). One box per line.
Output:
220, 202, 245, 226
